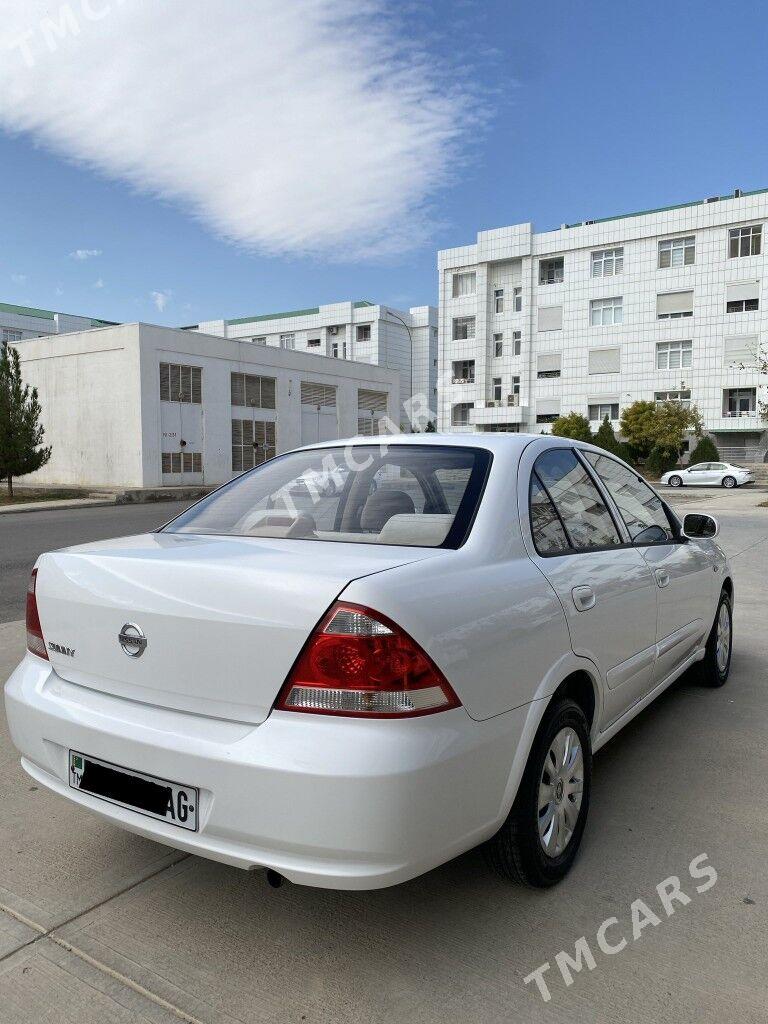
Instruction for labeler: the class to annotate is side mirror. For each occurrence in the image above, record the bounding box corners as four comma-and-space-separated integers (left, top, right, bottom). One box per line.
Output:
681, 513, 719, 540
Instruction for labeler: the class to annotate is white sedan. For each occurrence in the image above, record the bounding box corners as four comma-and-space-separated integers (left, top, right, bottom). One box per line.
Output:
5, 435, 733, 890
662, 461, 755, 488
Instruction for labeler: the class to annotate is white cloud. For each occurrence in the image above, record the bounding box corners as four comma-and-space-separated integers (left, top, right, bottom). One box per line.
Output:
151, 290, 171, 312
93, 277, 104, 288
70, 248, 102, 260
0, 1, 479, 259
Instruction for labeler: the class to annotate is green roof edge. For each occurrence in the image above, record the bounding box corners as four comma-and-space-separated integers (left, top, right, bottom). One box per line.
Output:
221, 299, 376, 328
563, 186, 768, 230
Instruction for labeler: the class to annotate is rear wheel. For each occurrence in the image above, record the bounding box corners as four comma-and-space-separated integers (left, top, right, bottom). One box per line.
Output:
668, 475, 683, 487
722, 475, 737, 489
484, 699, 591, 887
695, 591, 732, 687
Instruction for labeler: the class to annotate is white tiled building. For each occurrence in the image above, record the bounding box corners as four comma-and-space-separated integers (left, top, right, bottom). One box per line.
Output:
187, 300, 438, 429
1, 300, 117, 342
438, 189, 768, 460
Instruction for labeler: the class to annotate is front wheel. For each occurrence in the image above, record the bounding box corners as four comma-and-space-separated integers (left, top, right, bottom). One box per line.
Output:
695, 591, 732, 687
722, 475, 737, 489
668, 475, 683, 487
484, 699, 591, 887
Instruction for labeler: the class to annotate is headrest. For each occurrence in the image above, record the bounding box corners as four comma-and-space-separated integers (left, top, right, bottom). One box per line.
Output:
359, 489, 415, 532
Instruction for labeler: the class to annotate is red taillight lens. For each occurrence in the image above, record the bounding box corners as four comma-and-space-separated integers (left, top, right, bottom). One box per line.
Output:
26, 568, 48, 660
276, 602, 461, 718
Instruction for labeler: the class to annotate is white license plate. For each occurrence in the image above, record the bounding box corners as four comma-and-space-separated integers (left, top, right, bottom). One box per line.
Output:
69, 751, 198, 831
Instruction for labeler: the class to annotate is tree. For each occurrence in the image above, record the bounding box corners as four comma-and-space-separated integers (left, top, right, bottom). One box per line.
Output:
0, 343, 52, 497
593, 414, 622, 455
646, 444, 679, 477
619, 401, 659, 458
688, 435, 720, 464
551, 411, 592, 442
620, 400, 702, 461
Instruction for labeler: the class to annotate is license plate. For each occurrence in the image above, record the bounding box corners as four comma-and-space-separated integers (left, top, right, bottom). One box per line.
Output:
69, 751, 198, 831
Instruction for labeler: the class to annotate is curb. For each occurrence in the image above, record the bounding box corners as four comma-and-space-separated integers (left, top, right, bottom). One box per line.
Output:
0, 498, 118, 516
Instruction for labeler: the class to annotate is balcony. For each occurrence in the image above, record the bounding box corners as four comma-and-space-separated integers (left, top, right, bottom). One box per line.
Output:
469, 401, 526, 426
451, 376, 475, 385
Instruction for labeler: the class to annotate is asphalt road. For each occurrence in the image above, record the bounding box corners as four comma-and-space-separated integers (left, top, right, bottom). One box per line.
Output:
0, 501, 190, 624
0, 489, 766, 1022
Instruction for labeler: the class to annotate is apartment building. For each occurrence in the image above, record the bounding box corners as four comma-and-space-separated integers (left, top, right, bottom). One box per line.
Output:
0, 300, 117, 342
13, 323, 398, 489
187, 300, 438, 428
438, 188, 768, 460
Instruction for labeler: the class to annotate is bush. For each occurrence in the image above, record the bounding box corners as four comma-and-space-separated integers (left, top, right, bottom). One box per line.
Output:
551, 412, 592, 442
688, 435, 720, 464
646, 444, 679, 477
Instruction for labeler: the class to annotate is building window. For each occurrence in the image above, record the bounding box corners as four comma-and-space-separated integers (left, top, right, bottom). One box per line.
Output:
590, 296, 623, 326
452, 360, 475, 383
658, 236, 695, 268
538, 305, 563, 332
331, 340, 348, 358
723, 387, 756, 416
588, 347, 621, 374
251, 336, 267, 345
536, 412, 559, 424
279, 333, 295, 349
307, 337, 321, 347
159, 363, 202, 404
491, 377, 502, 403
513, 330, 521, 356
452, 271, 476, 297
356, 324, 371, 341
494, 288, 504, 314
539, 258, 564, 285
588, 402, 619, 421
655, 390, 691, 408
162, 452, 202, 474
591, 247, 624, 277
451, 402, 473, 426
729, 225, 762, 258
657, 290, 693, 319
493, 333, 503, 357
2, 328, 23, 343
656, 339, 692, 370
510, 376, 521, 404
727, 297, 759, 313
232, 418, 276, 472
230, 372, 276, 409
537, 353, 562, 379
513, 286, 522, 312
452, 316, 476, 340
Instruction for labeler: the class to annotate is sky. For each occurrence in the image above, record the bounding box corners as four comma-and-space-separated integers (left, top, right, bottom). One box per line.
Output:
0, 0, 766, 327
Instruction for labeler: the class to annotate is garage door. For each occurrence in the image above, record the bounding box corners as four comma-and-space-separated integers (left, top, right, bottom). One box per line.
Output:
300, 382, 338, 445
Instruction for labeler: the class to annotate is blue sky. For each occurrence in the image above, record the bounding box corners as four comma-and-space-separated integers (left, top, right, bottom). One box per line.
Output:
0, 0, 765, 326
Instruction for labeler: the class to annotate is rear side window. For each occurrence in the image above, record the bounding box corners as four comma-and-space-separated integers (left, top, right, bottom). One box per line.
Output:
583, 452, 674, 542
532, 449, 621, 552
163, 444, 491, 549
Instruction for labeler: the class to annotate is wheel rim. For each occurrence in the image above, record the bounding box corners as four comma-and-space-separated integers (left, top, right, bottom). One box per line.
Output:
670, 476, 681, 487
716, 603, 731, 673
723, 477, 735, 488
538, 727, 584, 857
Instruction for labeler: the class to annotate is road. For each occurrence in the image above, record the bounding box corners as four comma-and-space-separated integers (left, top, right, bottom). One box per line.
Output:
0, 489, 766, 1023
0, 501, 190, 623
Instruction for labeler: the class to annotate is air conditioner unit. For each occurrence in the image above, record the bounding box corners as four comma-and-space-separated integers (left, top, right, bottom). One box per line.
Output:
584, 219, 596, 225
507, 395, 520, 406
734, 188, 743, 198
328, 326, 339, 335
486, 400, 498, 408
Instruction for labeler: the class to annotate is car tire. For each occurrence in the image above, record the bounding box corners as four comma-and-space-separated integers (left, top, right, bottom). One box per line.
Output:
668, 475, 683, 487
484, 698, 591, 888
695, 590, 733, 688
722, 475, 737, 489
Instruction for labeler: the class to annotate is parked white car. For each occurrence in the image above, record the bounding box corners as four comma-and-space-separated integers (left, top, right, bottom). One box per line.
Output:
662, 462, 754, 488
5, 435, 733, 890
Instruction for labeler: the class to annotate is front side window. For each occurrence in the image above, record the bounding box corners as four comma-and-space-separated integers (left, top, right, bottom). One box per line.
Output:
656, 339, 692, 370
591, 247, 624, 277
584, 452, 674, 542
729, 225, 762, 258
452, 316, 476, 341
165, 445, 491, 549
533, 449, 621, 551
539, 258, 564, 285
658, 236, 695, 268
452, 271, 476, 297
494, 288, 504, 314
590, 296, 623, 326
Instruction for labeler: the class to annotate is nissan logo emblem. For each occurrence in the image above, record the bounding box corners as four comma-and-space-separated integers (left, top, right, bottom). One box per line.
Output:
118, 623, 147, 658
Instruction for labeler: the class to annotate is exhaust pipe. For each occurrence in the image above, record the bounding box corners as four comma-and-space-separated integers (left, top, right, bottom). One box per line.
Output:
265, 868, 284, 889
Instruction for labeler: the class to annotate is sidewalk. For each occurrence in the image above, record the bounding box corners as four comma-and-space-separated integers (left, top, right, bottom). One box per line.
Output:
0, 497, 117, 516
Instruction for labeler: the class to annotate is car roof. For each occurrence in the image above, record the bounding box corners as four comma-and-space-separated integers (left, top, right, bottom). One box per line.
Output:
293, 431, 541, 455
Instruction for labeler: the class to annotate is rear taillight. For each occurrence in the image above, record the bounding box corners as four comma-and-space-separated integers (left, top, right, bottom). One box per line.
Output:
276, 602, 461, 718
26, 568, 48, 660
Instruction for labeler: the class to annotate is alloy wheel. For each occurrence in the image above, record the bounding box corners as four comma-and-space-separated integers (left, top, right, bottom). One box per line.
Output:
538, 727, 584, 857
716, 602, 731, 674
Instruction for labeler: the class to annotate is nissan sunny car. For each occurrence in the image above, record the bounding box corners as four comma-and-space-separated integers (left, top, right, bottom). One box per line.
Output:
5, 434, 733, 889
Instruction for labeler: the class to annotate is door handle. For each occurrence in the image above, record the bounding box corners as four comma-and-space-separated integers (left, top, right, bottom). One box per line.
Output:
655, 569, 670, 588
572, 585, 596, 612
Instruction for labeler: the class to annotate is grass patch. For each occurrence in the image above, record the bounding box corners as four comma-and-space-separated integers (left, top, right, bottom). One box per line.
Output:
0, 489, 86, 506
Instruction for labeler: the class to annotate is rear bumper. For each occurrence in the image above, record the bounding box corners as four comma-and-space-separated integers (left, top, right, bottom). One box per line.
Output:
4, 654, 538, 889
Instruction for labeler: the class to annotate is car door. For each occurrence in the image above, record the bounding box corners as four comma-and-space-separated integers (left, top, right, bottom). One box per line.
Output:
582, 450, 715, 686
686, 462, 714, 485
521, 445, 659, 729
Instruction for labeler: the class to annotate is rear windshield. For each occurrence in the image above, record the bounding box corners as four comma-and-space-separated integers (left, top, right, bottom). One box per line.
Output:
163, 444, 491, 548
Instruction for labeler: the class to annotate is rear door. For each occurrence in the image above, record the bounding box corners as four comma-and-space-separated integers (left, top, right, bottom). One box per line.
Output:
521, 445, 659, 729
581, 451, 714, 686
